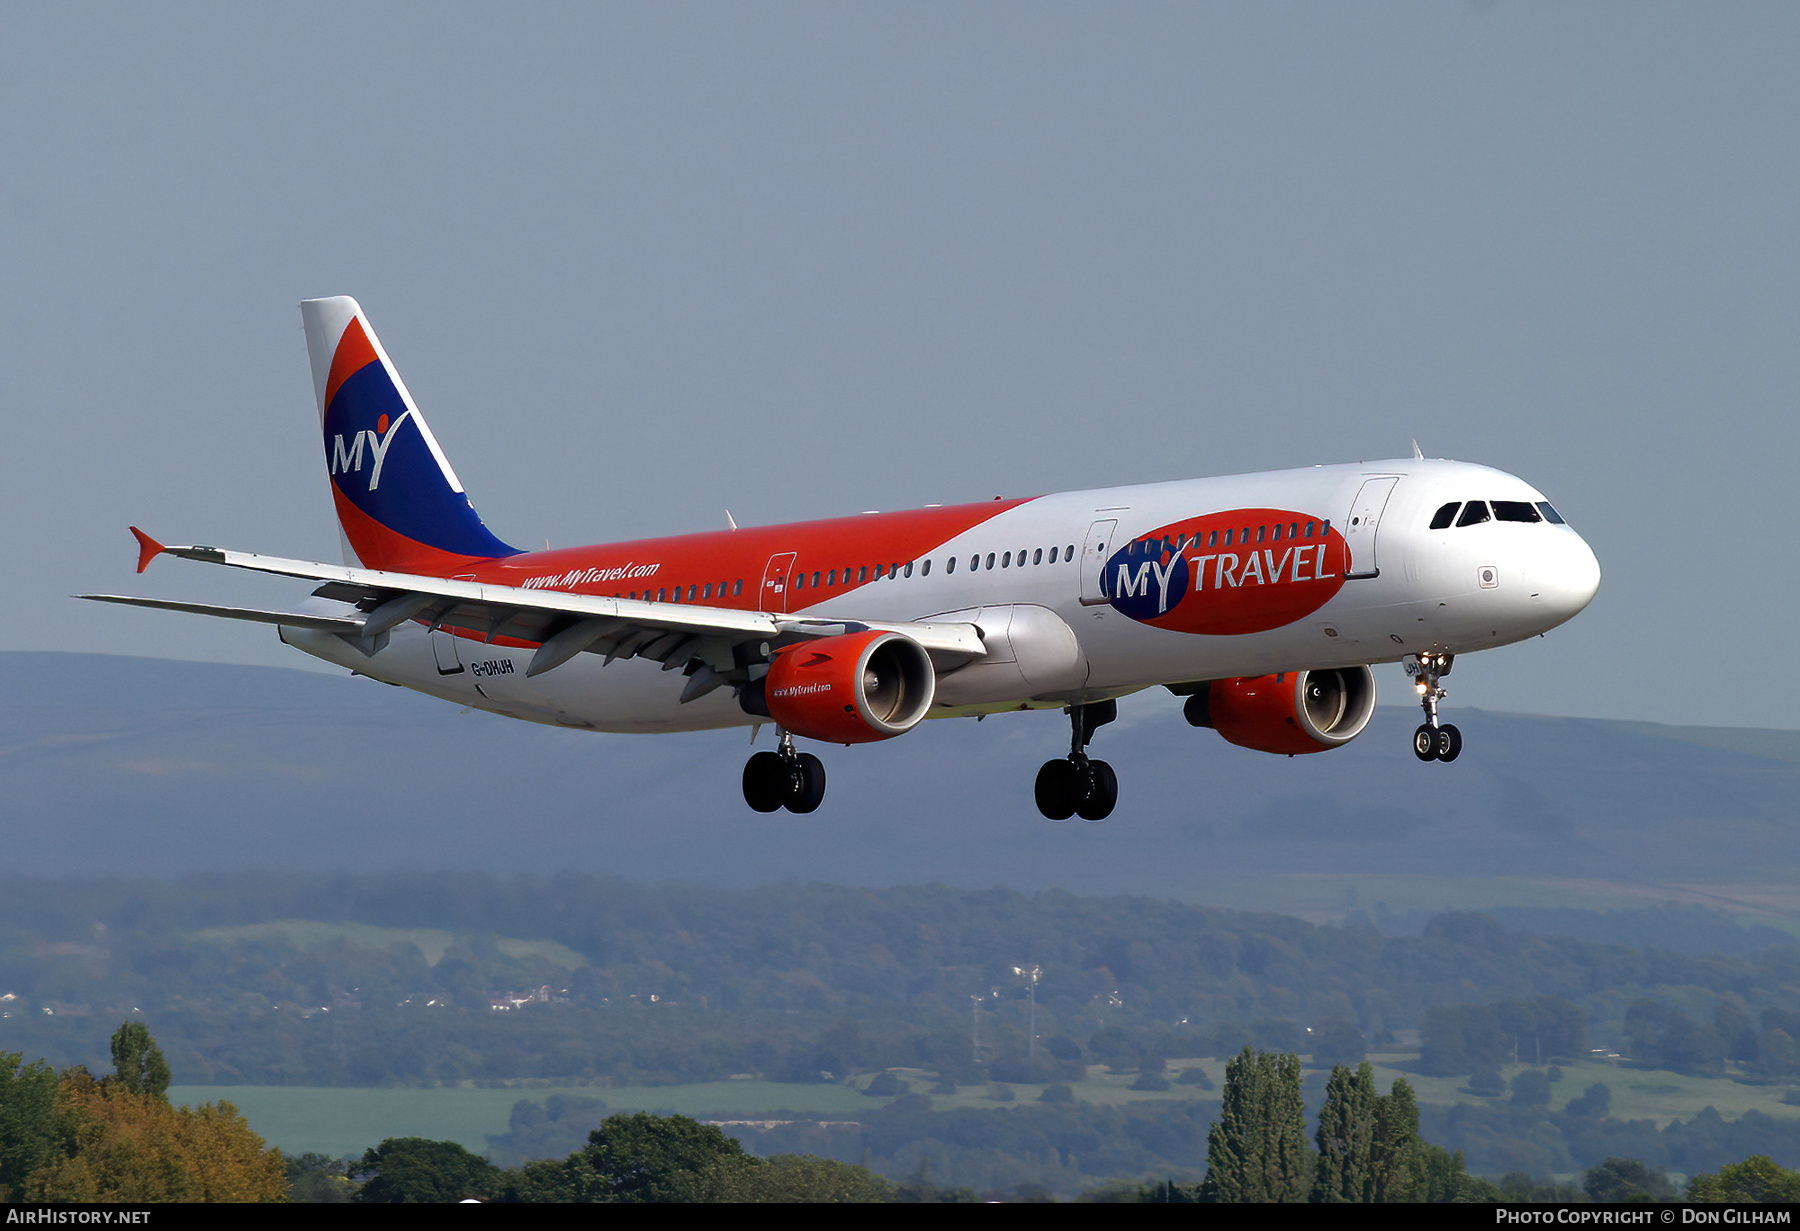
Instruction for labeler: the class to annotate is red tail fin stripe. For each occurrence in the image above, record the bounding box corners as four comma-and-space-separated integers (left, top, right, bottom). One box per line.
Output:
323, 316, 380, 413
329, 483, 499, 575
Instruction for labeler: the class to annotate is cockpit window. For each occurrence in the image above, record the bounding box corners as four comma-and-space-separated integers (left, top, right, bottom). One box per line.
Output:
1456, 501, 1491, 527
1492, 500, 1542, 523
1536, 501, 1566, 524
1429, 502, 1460, 530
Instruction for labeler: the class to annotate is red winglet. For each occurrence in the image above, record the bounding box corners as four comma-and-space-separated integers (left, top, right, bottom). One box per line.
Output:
129, 526, 165, 574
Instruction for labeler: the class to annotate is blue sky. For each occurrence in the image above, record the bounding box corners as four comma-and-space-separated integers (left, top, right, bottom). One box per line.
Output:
4, 3, 1796, 728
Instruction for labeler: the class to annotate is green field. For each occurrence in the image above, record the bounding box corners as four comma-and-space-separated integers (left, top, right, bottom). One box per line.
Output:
176, 1055, 1800, 1161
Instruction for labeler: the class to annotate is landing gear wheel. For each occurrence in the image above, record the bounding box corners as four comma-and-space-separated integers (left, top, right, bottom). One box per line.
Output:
743, 751, 788, 812
1435, 724, 1463, 763
1035, 760, 1079, 821
1406, 652, 1459, 764
789, 752, 827, 813
1413, 725, 1439, 762
1076, 759, 1118, 821
1037, 700, 1121, 821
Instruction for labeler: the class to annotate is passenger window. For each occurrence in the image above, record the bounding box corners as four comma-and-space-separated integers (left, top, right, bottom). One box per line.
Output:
946, 556, 956, 574
1289, 523, 1298, 539
1272, 524, 1283, 542
657, 588, 667, 602
986, 553, 995, 570
1222, 528, 1233, 546
904, 562, 914, 578
1457, 501, 1491, 527
1304, 522, 1315, 539
1034, 548, 1043, 565
811, 572, 820, 587
1493, 500, 1541, 523
733, 579, 744, 596
1537, 501, 1566, 525
1429, 503, 1460, 530
1065, 544, 1075, 559
922, 559, 931, 576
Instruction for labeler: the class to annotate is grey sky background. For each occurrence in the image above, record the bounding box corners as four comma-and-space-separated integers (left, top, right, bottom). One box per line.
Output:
3, 3, 1795, 729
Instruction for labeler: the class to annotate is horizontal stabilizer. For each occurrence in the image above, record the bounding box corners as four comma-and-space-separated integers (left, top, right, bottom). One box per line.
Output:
74, 594, 367, 633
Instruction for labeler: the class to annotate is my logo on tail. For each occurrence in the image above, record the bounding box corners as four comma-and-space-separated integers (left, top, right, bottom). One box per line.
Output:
329, 409, 419, 492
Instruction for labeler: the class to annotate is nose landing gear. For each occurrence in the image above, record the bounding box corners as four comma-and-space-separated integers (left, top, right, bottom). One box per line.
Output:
1406, 652, 1462, 763
1035, 699, 1119, 820
743, 730, 827, 813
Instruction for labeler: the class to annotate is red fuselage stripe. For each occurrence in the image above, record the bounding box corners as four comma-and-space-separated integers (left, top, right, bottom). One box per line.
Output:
464, 497, 1038, 607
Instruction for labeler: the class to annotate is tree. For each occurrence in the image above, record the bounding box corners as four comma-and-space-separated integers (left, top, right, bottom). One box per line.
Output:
1312, 1062, 1376, 1202
1203, 1047, 1310, 1202
1310, 1064, 1423, 1203
23, 1069, 285, 1202
1509, 1069, 1551, 1107
1369, 1077, 1422, 1203
286, 1152, 360, 1203
1623, 999, 1725, 1077
706, 1154, 895, 1203
1581, 1156, 1676, 1203
1562, 1081, 1611, 1119
513, 1112, 753, 1203
1688, 1155, 1800, 1203
1415, 1143, 1500, 1203
356, 1137, 500, 1203
106, 1022, 170, 1102
0, 1053, 60, 1200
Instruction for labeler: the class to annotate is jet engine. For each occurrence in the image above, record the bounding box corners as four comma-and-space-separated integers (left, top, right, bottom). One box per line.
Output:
1186, 666, 1376, 756
761, 630, 936, 744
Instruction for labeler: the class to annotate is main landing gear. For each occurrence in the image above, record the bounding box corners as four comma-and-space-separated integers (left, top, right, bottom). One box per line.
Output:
1035, 700, 1119, 821
1407, 652, 1462, 763
743, 730, 826, 813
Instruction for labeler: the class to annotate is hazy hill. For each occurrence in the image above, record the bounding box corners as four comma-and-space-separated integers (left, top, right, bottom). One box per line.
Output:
5, 652, 1799, 916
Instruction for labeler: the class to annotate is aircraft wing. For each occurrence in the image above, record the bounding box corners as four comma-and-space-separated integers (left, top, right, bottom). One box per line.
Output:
79, 530, 988, 703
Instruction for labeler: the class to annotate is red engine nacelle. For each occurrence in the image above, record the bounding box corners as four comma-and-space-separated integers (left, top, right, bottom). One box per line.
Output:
764, 630, 937, 744
1192, 666, 1377, 755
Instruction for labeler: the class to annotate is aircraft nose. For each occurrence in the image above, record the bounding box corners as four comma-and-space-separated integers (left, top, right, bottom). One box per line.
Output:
1533, 530, 1601, 625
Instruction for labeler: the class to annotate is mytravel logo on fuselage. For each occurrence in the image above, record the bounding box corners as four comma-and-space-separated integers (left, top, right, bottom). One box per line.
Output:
1105, 507, 1347, 635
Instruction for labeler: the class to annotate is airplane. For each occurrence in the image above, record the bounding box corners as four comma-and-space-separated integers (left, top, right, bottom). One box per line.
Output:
82, 296, 1602, 820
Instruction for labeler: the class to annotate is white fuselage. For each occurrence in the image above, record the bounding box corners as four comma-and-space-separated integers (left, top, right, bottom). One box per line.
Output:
279, 458, 1598, 736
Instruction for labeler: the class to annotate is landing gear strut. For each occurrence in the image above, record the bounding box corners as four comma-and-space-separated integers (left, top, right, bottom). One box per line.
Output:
743, 730, 827, 813
1035, 700, 1120, 821
1406, 652, 1462, 763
